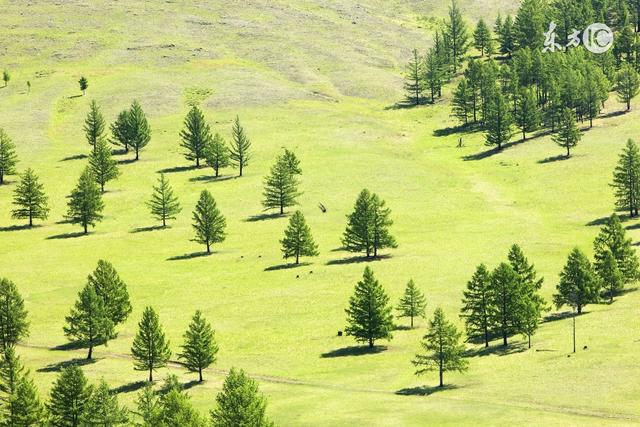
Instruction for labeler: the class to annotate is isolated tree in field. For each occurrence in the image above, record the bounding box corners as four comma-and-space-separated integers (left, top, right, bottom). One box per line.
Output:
452, 78, 472, 124
2, 70, 9, 87
553, 248, 601, 314
147, 173, 181, 227
180, 105, 212, 167
11, 168, 49, 227
404, 49, 424, 105
211, 368, 273, 427
82, 379, 129, 426
413, 307, 468, 388
616, 65, 640, 111
87, 259, 132, 327
179, 310, 219, 382
110, 109, 131, 153
229, 116, 251, 176
78, 76, 88, 95
0, 278, 29, 351
0, 347, 45, 426
192, 190, 226, 254
0, 128, 18, 185
612, 139, 640, 217
47, 365, 92, 427
89, 138, 119, 192
342, 189, 396, 258
204, 133, 230, 177
396, 279, 427, 328
66, 167, 104, 234
460, 263, 492, 347
473, 19, 494, 56
484, 92, 513, 150
345, 267, 394, 348
596, 249, 624, 303
84, 100, 106, 152
131, 306, 171, 382
553, 108, 581, 157
514, 87, 539, 141
64, 283, 114, 360
280, 210, 319, 264
128, 100, 151, 160
488, 262, 522, 346
262, 154, 301, 214
593, 214, 640, 285
445, 0, 470, 73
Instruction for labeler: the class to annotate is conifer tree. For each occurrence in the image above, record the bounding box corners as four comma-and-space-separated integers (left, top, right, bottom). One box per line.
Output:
2, 70, 9, 88
552, 108, 581, 157
473, 19, 494, 56
452, 78, 472, 124
513, 0, 547, 51
89, 138, 119, 192
465, 59, 482, 123
445, 0, 470, 73
344, 267, 394, 348
180, 106, 212, 167
131, 306, 171, 382
612, 139, 640, 217
110, 109, 131, 153
484, 91, 513, 149
204, 133, 230, 177
404, 49, 424, 105
498, 15, 515, 57
84, 100, 106, 152
262, 154, 301, 214
87, 260, 132, 327
179, 310, 219, 382
280, 210, 319, 264
424, 49, 444, 103
47, 365, 92, 427
0, 128, 18, 185
460, 263, 492, 347
616, 64, 640, 111
281, 148, 302, 176
11, 168, 49, 226
154, 382, 207, 427
519, 298, 541, 348
78, 76, 88, 95
514, 87, 539, 141
412, 307, 468, 387
147, 173, 181, 227
192, 190, 226, 254
508, 244, 545, 346
81, 379, 129, 426
63, 283, 115, 360
229, 116, 251, 177
596, 249, 624, 303
553, 248, 601, 314
0, 347, 45, 427
593, 214, 640, 284
135, 383, 159, 426
210, 368, 273, 427
342, 189, 396, 258
488, 262, 522, 346
66, 167, 104, 234
0, 278, 29, 351
128, 100, 151, 160
396, 279, 427, 328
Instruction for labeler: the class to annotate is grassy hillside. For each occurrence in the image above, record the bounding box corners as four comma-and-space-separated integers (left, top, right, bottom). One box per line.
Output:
0, 0, 639, 425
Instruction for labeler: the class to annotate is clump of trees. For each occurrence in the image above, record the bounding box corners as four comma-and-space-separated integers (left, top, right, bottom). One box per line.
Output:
109, 100, 151, 160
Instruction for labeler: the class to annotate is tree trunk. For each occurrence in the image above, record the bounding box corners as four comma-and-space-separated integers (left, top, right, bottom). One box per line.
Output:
83, 223, 88, 234
206, 241, 211, 253
162, 217, 166, 227
528, 335, 531, 349
196, 157, 200, 168
368, 338, 373, 348
215, 167, 219, 178
135, 148, 139, 160
410, 315, 414, 329
295, 253, 299, 264
29, 213, 33, 227
280, 204, 284, 215
484, 326, 489, 348
199, 367, 203, 382
577, 304, 582, 315
502, 328, 507, 346
566, 146, 570, 157
87, 344, 93, 360
149, 368, 153, 382
239, 162, 243, 177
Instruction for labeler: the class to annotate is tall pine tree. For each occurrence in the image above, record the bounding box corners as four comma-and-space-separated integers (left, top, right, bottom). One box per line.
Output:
553, 248, 601, 314
131, 306, 171, 382
180, 106, 212, 168
192, 190, 226, 254
84, 100, 106, 153
87, 260, 132, 327
445, 0, 470, 73
89, 138, 119, 192
229, 116, 251, 177
611, 139, 640, 217
593, 214, 640, 285
210, 368, 273, 427
396, 279, 427, 328
460, 263, 492, 347
147, 173, 181, 227
204, 133, 230, 178
552, 108, 581, 157
0, 128, 18, 185
404, 49, 424, 105
262, 153, 301, 214
128, 100, 151, 160
66, 167, 104, 234
0, 278, 29, 351
280, 210, 319, 264
179, 310, 219, 382
484, 91, 513, 149
11, 168, 49, 226
47, 365, 92, 427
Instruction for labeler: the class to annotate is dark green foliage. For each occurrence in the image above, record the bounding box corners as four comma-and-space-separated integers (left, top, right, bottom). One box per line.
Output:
342, 189, 397, 258
82, 379, 129, 426
84, 100, 106, 152
553, 248, 601, 314
131, 306, 171, 382
89, 138, 119, 192
11, 168, 49, 226
460, 263, 491, 347
78, 76, 88, 95
497, 15, 515, 57
424, 48, 444, 103
452, 78, 472, 124
262, 152, 301, 214
444, 0, 470, 73
412, 307, 468, 387
396, 279, 426, 328
47, 365, 92, 427
280, 210, 319, 264
404, 49, 424, 105
473, 18, 494, 56
514, 87, 539, 140
0, 278, 29, 351
552, 108, 581, 157
110, 109, 132, 153
484, 91, 513, 149
0, 128, 18, 185
179, 310, 219, 382
281, 148, 301, 175
180, 106, 212, 167
210, 368, 273, 427
128, 100, 151, 160
0, 346, 45, 427
147, 173, 181, 227
616, 64, 640, 111
612, 139, 640, 217
344, 267, 394, 348
513, 0, 547, 51
192, 190, 226, 254
519, 298, 542, 349
593, 214, 640, 284
65, 167, 104, 234
2, 70, 9, 87
596, 249, 624, 303
204, 133, 230, 177
488, 263, 521, 346
229, 116, 251, 177
87, 259, 132, 327
63, 283, 115, 360
155, 387, 206, 427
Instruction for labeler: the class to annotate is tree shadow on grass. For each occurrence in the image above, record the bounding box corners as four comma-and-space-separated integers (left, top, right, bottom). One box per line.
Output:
320, 345, 387, 358
50, 341, 87, 351
462, 138, 528, 161
601, 110, 628, 119
264, 262, 311, 272
245, 212, 285, 222
111, 381, 148, 395
433, 123, 481, 137
395, 384, 459, 396
182, 379, 202, 391
188, 175, 235, 183
130, 225, 166, 233
157, 165, 198, 174
37, 357, 96, 373
537, 154, 570, 164
326, 254, 391, 266
46, 231, 86, 240
0, 224, 40, 232
60, 153, 87, 162
167, 251, 211, 261
68, 94, 82, 99
393, 324, 414, 331
543, 310, 587, 323
117, 158, 138, 165
463, 342, 527, 358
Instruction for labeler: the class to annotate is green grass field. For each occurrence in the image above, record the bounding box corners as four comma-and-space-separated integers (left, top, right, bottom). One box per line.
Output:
1, 1, 639, 425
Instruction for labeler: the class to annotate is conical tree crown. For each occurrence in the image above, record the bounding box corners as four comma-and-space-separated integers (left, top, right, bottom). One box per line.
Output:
210, 368, 273, 427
